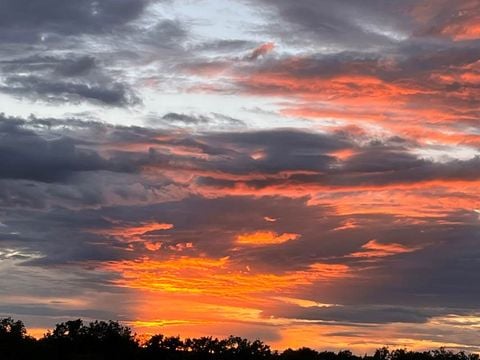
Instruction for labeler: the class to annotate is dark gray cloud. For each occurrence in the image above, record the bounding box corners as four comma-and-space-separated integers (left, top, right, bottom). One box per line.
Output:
55, 56, 97, 77
158, 112, 245, 127
193, 134, 480, 189
197, 129, 351, 174
1, 75, 140, 106
247, 0, 415, 50
0, 55, 95, 74
193, 39, 256, 54
0, 0, 151, 42
138, 19, 188, 49
0, 304, 116, 320
0, 116, 136, 182
263, 304, 460, 324
0, 54, 140, 106
242, 42, 480, 81
0, 2, 190, 107
3, 115, 480, 198
1, 194, 325, 266
248, 0, 480, 51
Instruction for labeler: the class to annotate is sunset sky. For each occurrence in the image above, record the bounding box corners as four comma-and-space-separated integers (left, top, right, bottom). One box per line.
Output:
0, 0, 480, 353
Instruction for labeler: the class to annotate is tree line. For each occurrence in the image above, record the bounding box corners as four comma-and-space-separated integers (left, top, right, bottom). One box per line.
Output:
1, 317, 478, 360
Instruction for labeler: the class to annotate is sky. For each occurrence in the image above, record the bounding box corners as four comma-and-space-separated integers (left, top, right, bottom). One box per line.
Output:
0, 0, 479, 354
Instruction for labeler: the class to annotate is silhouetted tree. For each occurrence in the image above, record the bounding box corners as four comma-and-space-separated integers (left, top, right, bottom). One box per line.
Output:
223, 335, 272, 359
40, 319, 138, 360
0, 317, 35, 360
338, 350, 357, 360
144, 334, 185, 359
374, 347, 391, 360
1, 316, 479, 360
281, 347, 320, 360
0, 317, 27, 339
319, 350, 342, 360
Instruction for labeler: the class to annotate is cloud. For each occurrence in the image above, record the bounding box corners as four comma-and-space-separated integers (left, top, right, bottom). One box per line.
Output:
157, 112, 245, 128
0, 304, 116, 320
349, 239, 422, 258
2, 115, 480, 213
411, 1, 480, 41
248, 0, 478, 49
55, 56, 97, 77
0, 78, 478, 348
263, 303, 468, 325
193, 39, 256, 54
1, 75, 140, 106
247, 42, 275, 61
246, 0, 413, 50
0, 0, 151, 42
0, 115, 153, 182
0, 55, 140, 106
0, 117, 110, 182
236, 231, 300, 246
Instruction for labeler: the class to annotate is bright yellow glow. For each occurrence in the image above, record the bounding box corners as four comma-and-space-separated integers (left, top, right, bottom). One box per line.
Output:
104, 256, 351, 297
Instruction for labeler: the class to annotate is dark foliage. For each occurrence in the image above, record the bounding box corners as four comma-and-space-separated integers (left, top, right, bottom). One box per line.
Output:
0, 317, 478, 360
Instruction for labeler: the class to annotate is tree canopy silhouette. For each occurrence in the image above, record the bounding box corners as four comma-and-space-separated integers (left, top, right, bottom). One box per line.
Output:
0, 317, 479, 360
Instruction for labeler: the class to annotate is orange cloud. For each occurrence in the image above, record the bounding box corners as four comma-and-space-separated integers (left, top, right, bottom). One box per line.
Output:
412, 0, 480, 41
350, 239, 422, 258
333, 219, 359, 231
103, 256, 351, 300
101, 255, 351, 341
236, 231, 300, 246
248, 42, 275, 60
192, 179, 480, 220
91, 222, 174, 242
101, 255, 352, 342
144, 242, 162, 251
